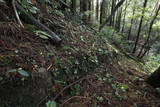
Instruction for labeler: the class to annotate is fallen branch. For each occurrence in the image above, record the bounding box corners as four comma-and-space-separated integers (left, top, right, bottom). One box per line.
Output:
12, 0, 24, 28
60, 96, 88, 107
53, 76, 90, 100
15, 2, 62, 45
36, 94, 50, 107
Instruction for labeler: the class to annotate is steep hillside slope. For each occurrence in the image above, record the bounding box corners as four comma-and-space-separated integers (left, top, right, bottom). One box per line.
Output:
0, 3, 159, 107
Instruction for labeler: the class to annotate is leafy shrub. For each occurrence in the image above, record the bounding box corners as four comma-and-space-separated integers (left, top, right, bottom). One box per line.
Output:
97, 26, 133, 52
46, 100, 56, 107
145, 55, 160, 72
20, 0, 39, 14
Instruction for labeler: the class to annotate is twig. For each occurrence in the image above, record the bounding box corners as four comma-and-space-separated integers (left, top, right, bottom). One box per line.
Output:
47, 64, 53, 71
82, 21, 98, 33
12, 0, 24, 28
60, 96, 88, 107
53, 76, 90, 100
36, 94, 50, 107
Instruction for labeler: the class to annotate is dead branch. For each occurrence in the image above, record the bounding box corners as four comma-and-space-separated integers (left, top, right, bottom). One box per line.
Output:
53, 76, 90, 100
15, 1, 62, 45
60, 96, 88, 107
12, 0, 24, 28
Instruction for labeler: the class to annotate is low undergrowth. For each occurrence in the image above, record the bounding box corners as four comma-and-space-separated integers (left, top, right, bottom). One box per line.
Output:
0, 3, 159, 107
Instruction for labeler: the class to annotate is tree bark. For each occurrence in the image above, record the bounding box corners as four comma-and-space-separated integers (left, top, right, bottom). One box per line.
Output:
109, 0, 116, 26
127, 5, 136, 40
71, 0, 77, 15
115, 7, 122, 31
146, 67, 160, 88
100, 0, 108, 24
132, 0, 148, 54
80, 0, 83, 13
121, 0, 130, 33
88, 0, 92, 21
96, 0, 100, 20
99, 0, 125, 31
137, 4, 160, 58
80, 0, 89, 21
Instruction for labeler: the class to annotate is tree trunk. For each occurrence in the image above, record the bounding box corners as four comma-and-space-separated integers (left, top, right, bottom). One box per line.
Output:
90, 0, 94, 22
132, 0, 148, 54
99, 0, 125, 31
109, 0, 116, 26
137, 4, 160, 58
88, 0, 92, 21
100, 0, 108, 24
71, 0, 77, 15
96, 0, 100, 20
146, 67, 160, 88
121, 0, 129, 33
127, 5, 136, 40
80, 0, 84, 13
80, 0, 89, 21
115, 7, 122, 31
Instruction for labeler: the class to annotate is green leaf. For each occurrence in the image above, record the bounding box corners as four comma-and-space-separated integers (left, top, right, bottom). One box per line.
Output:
39, 35, 49, 39
35, 30, 51, 39
17, 69, 29, 77
7, 69, 17, 73
96, 96, 104, 102
118, 83, 129, 90
29, 6, 39, 14
46, 100, 56, 107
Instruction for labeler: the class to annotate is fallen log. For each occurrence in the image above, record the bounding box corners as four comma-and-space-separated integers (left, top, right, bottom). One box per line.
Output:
15, 2, 62, 46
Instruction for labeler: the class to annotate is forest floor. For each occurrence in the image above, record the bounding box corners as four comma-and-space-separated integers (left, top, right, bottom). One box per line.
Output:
0, 3, 160, 107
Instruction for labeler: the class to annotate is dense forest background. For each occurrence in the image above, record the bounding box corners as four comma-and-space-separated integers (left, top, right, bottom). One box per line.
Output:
70, 0, 160, 59
0, 0, 160, 106
51, 0, 160, 70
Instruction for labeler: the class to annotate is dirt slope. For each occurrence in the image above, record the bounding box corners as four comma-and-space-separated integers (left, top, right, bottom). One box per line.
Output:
0, 3, 159, 107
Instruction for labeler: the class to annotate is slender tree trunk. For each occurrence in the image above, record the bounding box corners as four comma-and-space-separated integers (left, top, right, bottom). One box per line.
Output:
100, 0, 108, 24
99, 0, 125, 31
115, 7, 122, 31
100, 0, 104, 24
140, 35, 160, 58
109, 0, 116, 26
127, 6, 136, 40
80, 0, 89, 21
88, 0, 92, 22
80, 0, 83, 13
96, 0, 100, 20
137, 4, 160, 58
91, 0, 94, 19
139, 47, 150, 58
71, 0, 77, 15
121, 0, 129, 33
132, 0, 148, 54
